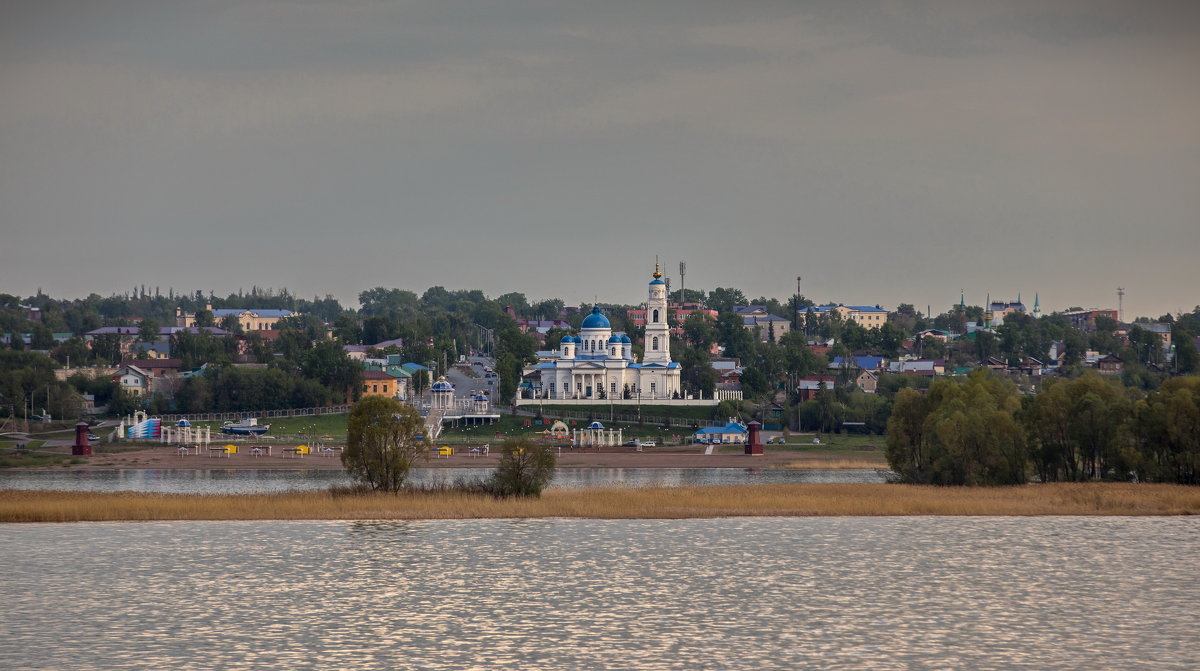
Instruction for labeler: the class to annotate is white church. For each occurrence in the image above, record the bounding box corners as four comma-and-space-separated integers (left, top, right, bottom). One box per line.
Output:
528, 264, 683, 402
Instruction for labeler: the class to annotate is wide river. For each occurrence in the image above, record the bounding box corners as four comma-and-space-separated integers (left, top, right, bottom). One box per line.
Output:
0, 467, 891, 493
2, 517, 1196, 670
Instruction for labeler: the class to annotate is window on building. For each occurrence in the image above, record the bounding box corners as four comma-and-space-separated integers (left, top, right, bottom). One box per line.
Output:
652, 336, 659, 350
650, 382, 656, 395
549, 383, 556, 396
611, 382, 617, 395
576, 382, 582, 394
653, 309, 659, 323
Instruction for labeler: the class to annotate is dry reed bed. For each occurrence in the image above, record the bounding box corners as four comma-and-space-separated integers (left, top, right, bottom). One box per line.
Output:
3, 483, 1199, 522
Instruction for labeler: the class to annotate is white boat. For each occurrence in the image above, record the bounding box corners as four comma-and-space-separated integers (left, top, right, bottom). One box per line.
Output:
220, 418, 270, 435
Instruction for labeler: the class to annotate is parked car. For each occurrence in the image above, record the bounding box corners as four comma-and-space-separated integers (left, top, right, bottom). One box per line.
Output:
87, 433, 101, 441
639, 440, 657, 448
622, 439, 639, 447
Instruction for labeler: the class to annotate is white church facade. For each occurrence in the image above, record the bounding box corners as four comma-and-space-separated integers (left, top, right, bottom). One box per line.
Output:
528, 265, 687, 403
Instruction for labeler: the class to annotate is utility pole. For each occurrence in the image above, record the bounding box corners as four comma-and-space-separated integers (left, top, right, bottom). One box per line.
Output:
792, 276, 802, 331
678, 261, 686, 303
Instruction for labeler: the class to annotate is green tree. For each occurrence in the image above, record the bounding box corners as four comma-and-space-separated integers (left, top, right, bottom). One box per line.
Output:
1175, 331, 1199, 374
137, 318, 161, 344
342, 397, 427, 492
488, 437, 557, 498
886, 370, 1027, 485
1132, 376, 1200, 484
706, 287, 747, 314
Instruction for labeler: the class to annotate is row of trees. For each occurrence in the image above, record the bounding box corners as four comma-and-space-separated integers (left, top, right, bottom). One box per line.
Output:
886, 370, 1200, 485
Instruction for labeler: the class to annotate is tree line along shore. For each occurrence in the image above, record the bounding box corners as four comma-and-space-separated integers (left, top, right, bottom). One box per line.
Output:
3, 483, 1199, 523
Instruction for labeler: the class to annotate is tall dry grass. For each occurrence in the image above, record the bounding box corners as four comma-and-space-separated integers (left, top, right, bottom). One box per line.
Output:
3, 483, 1199, 522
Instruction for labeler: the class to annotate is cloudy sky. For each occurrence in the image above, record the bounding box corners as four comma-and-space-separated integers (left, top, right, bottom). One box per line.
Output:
2, 1, 1197, 318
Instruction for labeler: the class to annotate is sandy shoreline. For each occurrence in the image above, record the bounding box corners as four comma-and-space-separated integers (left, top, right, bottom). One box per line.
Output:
14, 444, 888, 471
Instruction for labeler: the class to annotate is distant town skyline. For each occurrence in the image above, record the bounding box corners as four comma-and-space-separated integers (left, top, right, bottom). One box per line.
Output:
2, 2, 1198, 319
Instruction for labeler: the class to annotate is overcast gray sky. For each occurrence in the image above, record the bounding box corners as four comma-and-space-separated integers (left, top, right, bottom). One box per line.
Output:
2, 1, 1197, 318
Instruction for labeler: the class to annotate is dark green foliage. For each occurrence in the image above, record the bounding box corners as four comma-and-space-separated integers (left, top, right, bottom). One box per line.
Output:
342, 397, 427, 492
886, 370, 1027, 486
488, 438, 557, 498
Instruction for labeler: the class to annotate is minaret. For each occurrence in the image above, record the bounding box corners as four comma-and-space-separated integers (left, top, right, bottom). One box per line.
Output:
1033, 293, 1041, 318
643, 261, 671, 364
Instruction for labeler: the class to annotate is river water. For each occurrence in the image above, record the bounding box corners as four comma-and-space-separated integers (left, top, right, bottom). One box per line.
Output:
2, 517, 1196, 670
0, 467, 891, 493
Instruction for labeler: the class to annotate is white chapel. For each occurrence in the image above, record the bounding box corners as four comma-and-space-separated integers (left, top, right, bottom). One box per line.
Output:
536, 264, 681, 401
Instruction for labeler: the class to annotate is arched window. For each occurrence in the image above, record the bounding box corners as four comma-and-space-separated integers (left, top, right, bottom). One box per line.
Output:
652, 336, 659, 350
652, 309, 660, 323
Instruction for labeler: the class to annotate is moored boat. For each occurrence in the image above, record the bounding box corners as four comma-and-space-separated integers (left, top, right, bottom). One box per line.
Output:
220, 418, 270, 435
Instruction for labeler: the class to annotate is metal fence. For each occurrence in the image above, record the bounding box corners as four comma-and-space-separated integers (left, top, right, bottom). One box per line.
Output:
518, 407, 726, 429
156, 405, 352, 424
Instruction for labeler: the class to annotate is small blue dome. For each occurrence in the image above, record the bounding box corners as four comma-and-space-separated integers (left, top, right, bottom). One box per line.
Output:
474, 393, 488, 401
177, 419, 191, 427
608, 334, 622, 343
561, 335, 574, 344
587, 421, 605, 429
431, 380, 454, 391
621, 334, 632, 344
649, 278, 665, 286
581, 306, 611, 329
573, 336, 583, 344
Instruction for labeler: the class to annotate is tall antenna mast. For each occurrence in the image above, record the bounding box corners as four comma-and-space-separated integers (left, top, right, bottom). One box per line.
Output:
1117, 287, 1125, 322
679, 261, 686, 303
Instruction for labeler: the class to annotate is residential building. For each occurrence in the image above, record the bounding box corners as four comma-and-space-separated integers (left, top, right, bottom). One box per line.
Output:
735, 307, 791, 343
987, 299, 1027, 326
112, 364, 151, 397
1062, 309, 1119, 331
796, 376, 836, 401
807, 304, 889, 329
176, 304, 297, 331
361, 370, 401, 398
1098, 354, 1124, 375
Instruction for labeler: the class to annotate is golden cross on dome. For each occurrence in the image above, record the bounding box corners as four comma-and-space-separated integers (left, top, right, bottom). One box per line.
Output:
654, 256, 662, 279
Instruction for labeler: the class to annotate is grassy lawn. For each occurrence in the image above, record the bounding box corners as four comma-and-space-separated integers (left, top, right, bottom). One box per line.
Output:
0, 440, 87, 468
185, 415, 351, 440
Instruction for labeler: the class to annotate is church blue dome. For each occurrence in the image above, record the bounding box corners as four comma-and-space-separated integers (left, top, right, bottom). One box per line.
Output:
649, 278, 665, 286
608, 334, 622, 343
561, 335, 574, 344
431, 380, 454, 391
621, 334, 632, 344
581, 306, 610, 329
573, 336, 583, 344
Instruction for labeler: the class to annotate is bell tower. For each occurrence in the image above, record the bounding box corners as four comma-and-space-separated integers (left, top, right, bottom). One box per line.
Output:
643, 261, 671, 364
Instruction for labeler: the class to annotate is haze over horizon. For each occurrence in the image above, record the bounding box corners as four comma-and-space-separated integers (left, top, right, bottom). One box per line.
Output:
2, 1, 1198, 320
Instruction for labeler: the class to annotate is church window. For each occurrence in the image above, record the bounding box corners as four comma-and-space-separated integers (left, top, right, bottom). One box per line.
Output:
652, 336, 659, 350
549, 383, 556, 396
653, 309, 659, 323
611, 382, 617, 395
650, 382, 656, 395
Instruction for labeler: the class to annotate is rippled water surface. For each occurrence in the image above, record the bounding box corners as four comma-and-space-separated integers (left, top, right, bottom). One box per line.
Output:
3, 518, 1196, 670
0, 467, 890, 493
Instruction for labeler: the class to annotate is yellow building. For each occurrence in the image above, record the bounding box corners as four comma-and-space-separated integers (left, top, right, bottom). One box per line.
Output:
361, 370, 400, 398
176, 304, 297, 331
808, 304, 889, 329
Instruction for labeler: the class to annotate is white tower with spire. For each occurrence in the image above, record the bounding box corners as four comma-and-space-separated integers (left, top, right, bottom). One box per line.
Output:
643, 261, 671, 364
